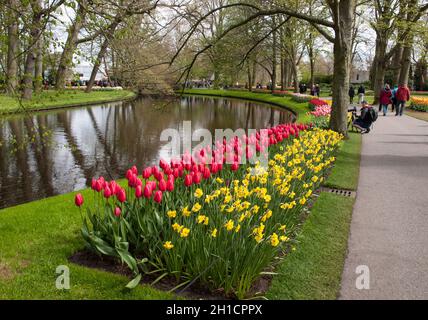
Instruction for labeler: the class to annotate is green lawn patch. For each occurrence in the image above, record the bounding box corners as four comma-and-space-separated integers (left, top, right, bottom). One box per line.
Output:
266, 192, 355, 300
0, 89, 136, 115
0, 188, 173, 299
324, 132, 361, 191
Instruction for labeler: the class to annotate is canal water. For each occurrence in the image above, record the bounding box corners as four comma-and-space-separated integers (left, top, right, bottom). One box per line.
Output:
0, 95, 295, 209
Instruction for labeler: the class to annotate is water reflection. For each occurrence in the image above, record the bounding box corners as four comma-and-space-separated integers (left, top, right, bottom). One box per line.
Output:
0, 96, 295, 209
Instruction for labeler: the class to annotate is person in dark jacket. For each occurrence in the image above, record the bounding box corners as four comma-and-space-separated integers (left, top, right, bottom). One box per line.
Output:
349, 85, 356, 104
395, 84, 410, 116
315, 84, 320, 97
353, 101, 375, 133
357, 85, 365, 104
379, 84, 392, 116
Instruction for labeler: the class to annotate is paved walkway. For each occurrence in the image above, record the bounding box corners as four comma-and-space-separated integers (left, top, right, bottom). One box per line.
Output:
340, 112, 428, 299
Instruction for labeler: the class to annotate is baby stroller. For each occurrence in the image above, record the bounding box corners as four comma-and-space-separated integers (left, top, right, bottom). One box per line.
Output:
348, 104, 378, 134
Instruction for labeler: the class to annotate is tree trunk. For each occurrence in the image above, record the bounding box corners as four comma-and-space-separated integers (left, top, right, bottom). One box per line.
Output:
399, 43, 412, 86
86, 19, 120, 93
271, 19, 277, 93
391, 44, 403, 86
22, 1, 43, 100
291, 63, 298, 93
34, 35, 43, 93
308, 33, 315, 87
55, 2, 86, 90
372, 34, 388, 105
6, 0, 19, 95
329, 0, 355, 137
247, 60, 252, 92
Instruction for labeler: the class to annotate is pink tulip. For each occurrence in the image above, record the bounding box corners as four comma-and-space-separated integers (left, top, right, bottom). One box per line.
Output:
131, 165, 138, 175
114, 207, 121, 217
143, 184, 152, 198
184, 174, 193, 187
154, 190, 163, 203
143, 167, 152, 179
166, 179, 174, 192
135, 185, 143, 198
75, 194, 84, 207
117, 188, 126, 203
104, 186, 112, 199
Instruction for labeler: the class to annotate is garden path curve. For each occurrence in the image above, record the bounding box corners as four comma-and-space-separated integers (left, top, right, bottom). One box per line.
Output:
340, 112, 428, 299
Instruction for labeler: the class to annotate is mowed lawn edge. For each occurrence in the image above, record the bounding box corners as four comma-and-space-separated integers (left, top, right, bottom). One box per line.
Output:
266, 132, 361, 300
0, 90, 137, 115
0, 91, 361, 299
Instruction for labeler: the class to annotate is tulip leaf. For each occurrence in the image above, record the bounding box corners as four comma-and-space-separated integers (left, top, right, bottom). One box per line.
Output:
125, 274, 142, 289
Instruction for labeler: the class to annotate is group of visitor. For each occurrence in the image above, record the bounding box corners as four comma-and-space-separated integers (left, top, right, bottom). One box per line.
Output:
299, 83, 320, 97
348, 85, 366, 104
378, 84, 411, 116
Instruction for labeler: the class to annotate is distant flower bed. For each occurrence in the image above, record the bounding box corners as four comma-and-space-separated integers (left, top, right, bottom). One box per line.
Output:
74, 123, 342, 298
410, 97, 428, 112
66, 86, 124, 91
291, 93, 316, 103
308, 98, 329, 111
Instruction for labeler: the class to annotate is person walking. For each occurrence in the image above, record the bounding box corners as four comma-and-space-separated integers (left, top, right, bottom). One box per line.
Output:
349, 85, 356, 104
379, 84, 392, 116
395, 84, 410, 116
315, 84, 320, 97
391, 85, 398, 113
358, 85, 365, 104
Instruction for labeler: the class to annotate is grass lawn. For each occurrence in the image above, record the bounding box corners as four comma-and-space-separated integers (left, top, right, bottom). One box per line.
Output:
405, 109, 428, 122
0, 90, 136, 115
0, 89, 361, 300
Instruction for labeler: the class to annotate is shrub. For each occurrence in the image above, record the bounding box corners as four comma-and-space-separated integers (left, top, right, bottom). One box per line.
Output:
75, 125, 342, 298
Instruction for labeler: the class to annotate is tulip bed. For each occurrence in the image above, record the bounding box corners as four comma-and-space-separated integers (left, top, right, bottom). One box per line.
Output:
75, 124, 342, 298
410, 97, 428, 112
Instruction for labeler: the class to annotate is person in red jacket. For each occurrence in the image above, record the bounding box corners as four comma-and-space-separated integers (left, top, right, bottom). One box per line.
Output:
379, 84, 392, 116
395, 84, 411, 116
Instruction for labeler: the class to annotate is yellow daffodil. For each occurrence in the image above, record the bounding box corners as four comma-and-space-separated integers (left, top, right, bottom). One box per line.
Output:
163, 241, 174, 250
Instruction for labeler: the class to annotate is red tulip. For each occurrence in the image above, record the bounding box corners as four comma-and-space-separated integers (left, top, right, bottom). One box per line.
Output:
91, 178, 97, 190
143, 184, 152, 198
231, 162, 239, 171
95, 180, 103, 192
173, 168, 180, 179
203, 167, 211, 179
193, 172, 202, 184
158, 179, 167, 192
184, 174, 193, 187
109, 181, 118, 195
152, 166, 160, 176
159, 159, 168, 170
126, 169, 133, 180
154, 190, 163, 203
131, 165, 138, 175
104, 186, 112, 199
142, 167, 152, 179
74, 194, 84, 207
135, 185, 143, 198
117, 188, 126, 203
114, 207, 121, 217
166, 179, 175, 192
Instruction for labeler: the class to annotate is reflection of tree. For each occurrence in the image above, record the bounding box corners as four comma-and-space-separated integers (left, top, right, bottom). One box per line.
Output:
23, 116, 55, 196
87, 107, 120, 179
57, 112, 96, 186
8, 120, 32, 199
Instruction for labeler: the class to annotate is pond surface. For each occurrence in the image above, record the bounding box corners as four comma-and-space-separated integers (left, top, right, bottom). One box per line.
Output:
0, 95, 295, 209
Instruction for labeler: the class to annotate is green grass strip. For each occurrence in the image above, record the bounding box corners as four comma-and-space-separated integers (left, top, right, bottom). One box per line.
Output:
266, 193, 355, 300
324, 132, 362, 191
0, 90, 136, 115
